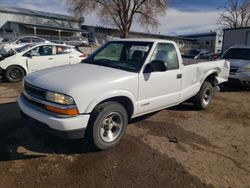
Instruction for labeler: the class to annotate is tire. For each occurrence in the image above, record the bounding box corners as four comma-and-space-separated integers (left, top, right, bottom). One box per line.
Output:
87, 101, 128, 150
5, 66, 25, 83
193, 81, 214, 110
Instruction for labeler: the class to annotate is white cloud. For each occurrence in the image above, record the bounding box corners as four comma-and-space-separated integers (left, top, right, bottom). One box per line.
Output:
156, 9, 221, 35
7, 0, 222, 35
15, 0, 68, 15
83, 8, 221, 35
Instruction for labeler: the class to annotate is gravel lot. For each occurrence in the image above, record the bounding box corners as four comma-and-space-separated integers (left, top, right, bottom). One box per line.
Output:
0, 82, 249, 188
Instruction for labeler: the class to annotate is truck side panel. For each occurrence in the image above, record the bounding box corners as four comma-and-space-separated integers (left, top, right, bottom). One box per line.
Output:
180, 60, 230, 102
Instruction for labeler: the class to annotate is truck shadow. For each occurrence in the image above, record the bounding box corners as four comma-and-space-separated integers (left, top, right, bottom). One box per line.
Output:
0, 102, 196, 162
0, 102, 100, 162
0, 101, 205, 162
220, 83, 249, 92
0, 77, 6, 83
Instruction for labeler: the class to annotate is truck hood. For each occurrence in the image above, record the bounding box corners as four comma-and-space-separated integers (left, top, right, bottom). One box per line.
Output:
25, 63, 137, 94
227, 59, 250, 68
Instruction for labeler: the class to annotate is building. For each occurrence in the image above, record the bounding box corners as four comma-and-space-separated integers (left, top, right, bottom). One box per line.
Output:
0, 6, 85, 40
0, 5, 202, 53
180, 32, 223, 53
82, 25, 199, 53
222, 27, 250, 52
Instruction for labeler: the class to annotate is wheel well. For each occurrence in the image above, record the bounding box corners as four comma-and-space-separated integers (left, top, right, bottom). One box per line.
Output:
204, 73, 218, 87
6, 65, 27, 76
99, 96, 134, 119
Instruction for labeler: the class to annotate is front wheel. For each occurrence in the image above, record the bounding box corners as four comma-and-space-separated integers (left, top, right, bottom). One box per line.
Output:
88, 102, 128, 150
5, 66, 25, 83
193, 81, 214, 110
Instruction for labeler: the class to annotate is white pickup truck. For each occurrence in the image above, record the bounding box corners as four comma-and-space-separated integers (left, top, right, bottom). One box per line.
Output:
18, 39, 230, 150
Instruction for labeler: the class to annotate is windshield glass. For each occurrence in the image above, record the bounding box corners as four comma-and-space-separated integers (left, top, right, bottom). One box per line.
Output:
221, 48, 250, 60
15, 44, 35, 53
83, 41, 153, 72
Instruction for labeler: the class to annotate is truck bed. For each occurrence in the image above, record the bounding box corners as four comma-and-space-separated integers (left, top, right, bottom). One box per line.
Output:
182, 58, 213, 66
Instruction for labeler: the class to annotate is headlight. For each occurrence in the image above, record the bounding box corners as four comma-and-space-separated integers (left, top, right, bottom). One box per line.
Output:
240, 64, 250, 72
45, 91, 74, 105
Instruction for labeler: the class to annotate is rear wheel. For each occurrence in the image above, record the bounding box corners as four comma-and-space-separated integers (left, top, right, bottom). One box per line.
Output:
88, 102, 128, 150
5, 66, 25, 83
193, 81, 214, 110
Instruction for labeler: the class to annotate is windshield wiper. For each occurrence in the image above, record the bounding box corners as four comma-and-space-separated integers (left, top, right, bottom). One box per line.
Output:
83, 59, 109, 65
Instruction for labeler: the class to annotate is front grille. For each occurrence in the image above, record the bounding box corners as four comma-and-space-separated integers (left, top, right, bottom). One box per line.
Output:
230, 66, 239, 73
24, 82, 46, 100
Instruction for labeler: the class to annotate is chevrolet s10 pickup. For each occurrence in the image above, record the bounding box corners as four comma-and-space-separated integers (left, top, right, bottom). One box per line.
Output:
18, 39, 230, 150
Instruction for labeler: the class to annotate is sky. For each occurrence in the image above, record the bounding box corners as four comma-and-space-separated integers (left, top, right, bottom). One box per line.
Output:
0, 0, 230, 35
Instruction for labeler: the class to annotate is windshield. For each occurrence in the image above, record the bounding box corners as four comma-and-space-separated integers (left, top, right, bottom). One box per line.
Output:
83, 41, 153, 72
15, 44, 35, 53
221, 48, 250, 60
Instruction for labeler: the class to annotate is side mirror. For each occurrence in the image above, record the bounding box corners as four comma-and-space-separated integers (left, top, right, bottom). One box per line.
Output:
144, 60, 167, 73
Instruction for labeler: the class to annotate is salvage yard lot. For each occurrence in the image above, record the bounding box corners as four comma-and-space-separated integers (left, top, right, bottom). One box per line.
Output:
0, 82, 249, 188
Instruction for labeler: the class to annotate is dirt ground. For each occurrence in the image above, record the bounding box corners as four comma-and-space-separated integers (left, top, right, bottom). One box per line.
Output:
0, 82, 249, 188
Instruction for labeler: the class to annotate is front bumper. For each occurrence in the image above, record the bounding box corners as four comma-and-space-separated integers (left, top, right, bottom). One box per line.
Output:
18, 95, 90, 139
229, 72, 250, 86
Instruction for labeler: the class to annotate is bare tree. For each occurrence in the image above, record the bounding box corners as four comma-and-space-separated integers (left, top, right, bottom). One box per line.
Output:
218, 0, 250, 28
67, 0, 167, 38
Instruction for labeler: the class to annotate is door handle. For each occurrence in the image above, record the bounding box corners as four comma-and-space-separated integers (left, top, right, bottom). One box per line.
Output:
48, 58, 54, 60
177, 74, 182, 79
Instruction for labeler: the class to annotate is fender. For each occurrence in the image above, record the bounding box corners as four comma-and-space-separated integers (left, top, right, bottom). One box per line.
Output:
200, 69, 219, 84
85, 89, 137, 114
0, 56, 28, 74
2, 64, 28, 75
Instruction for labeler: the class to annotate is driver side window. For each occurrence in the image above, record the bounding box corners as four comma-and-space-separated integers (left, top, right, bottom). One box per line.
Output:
150, 43, 179, 70
27, 46, 53, 57
27, 47, 40, 56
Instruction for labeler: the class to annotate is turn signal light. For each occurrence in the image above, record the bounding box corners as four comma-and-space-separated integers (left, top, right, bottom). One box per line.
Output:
45, 105, 79, 116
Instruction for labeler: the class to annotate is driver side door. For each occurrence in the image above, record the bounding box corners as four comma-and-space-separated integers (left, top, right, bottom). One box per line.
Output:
25, 45, 55, 73
137, 43, 182, 115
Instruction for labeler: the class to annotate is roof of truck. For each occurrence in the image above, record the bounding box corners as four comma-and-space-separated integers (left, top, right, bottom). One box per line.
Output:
111, 38, 175, 43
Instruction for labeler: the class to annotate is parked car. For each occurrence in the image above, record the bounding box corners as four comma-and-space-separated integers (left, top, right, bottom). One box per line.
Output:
18, 39, 229, 150
221, 46, 250, 87
197, 53, 222, 60
62, 37, 89, 47
0, 36, 50, 55
0, 43, 86, 82
0, 43, 35, 61
182, 49, 210, 59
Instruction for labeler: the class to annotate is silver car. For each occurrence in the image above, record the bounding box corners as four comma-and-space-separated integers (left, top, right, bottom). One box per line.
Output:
61, 37, 89, 47
0, 36, 50, 55
221, 46, 250, 87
